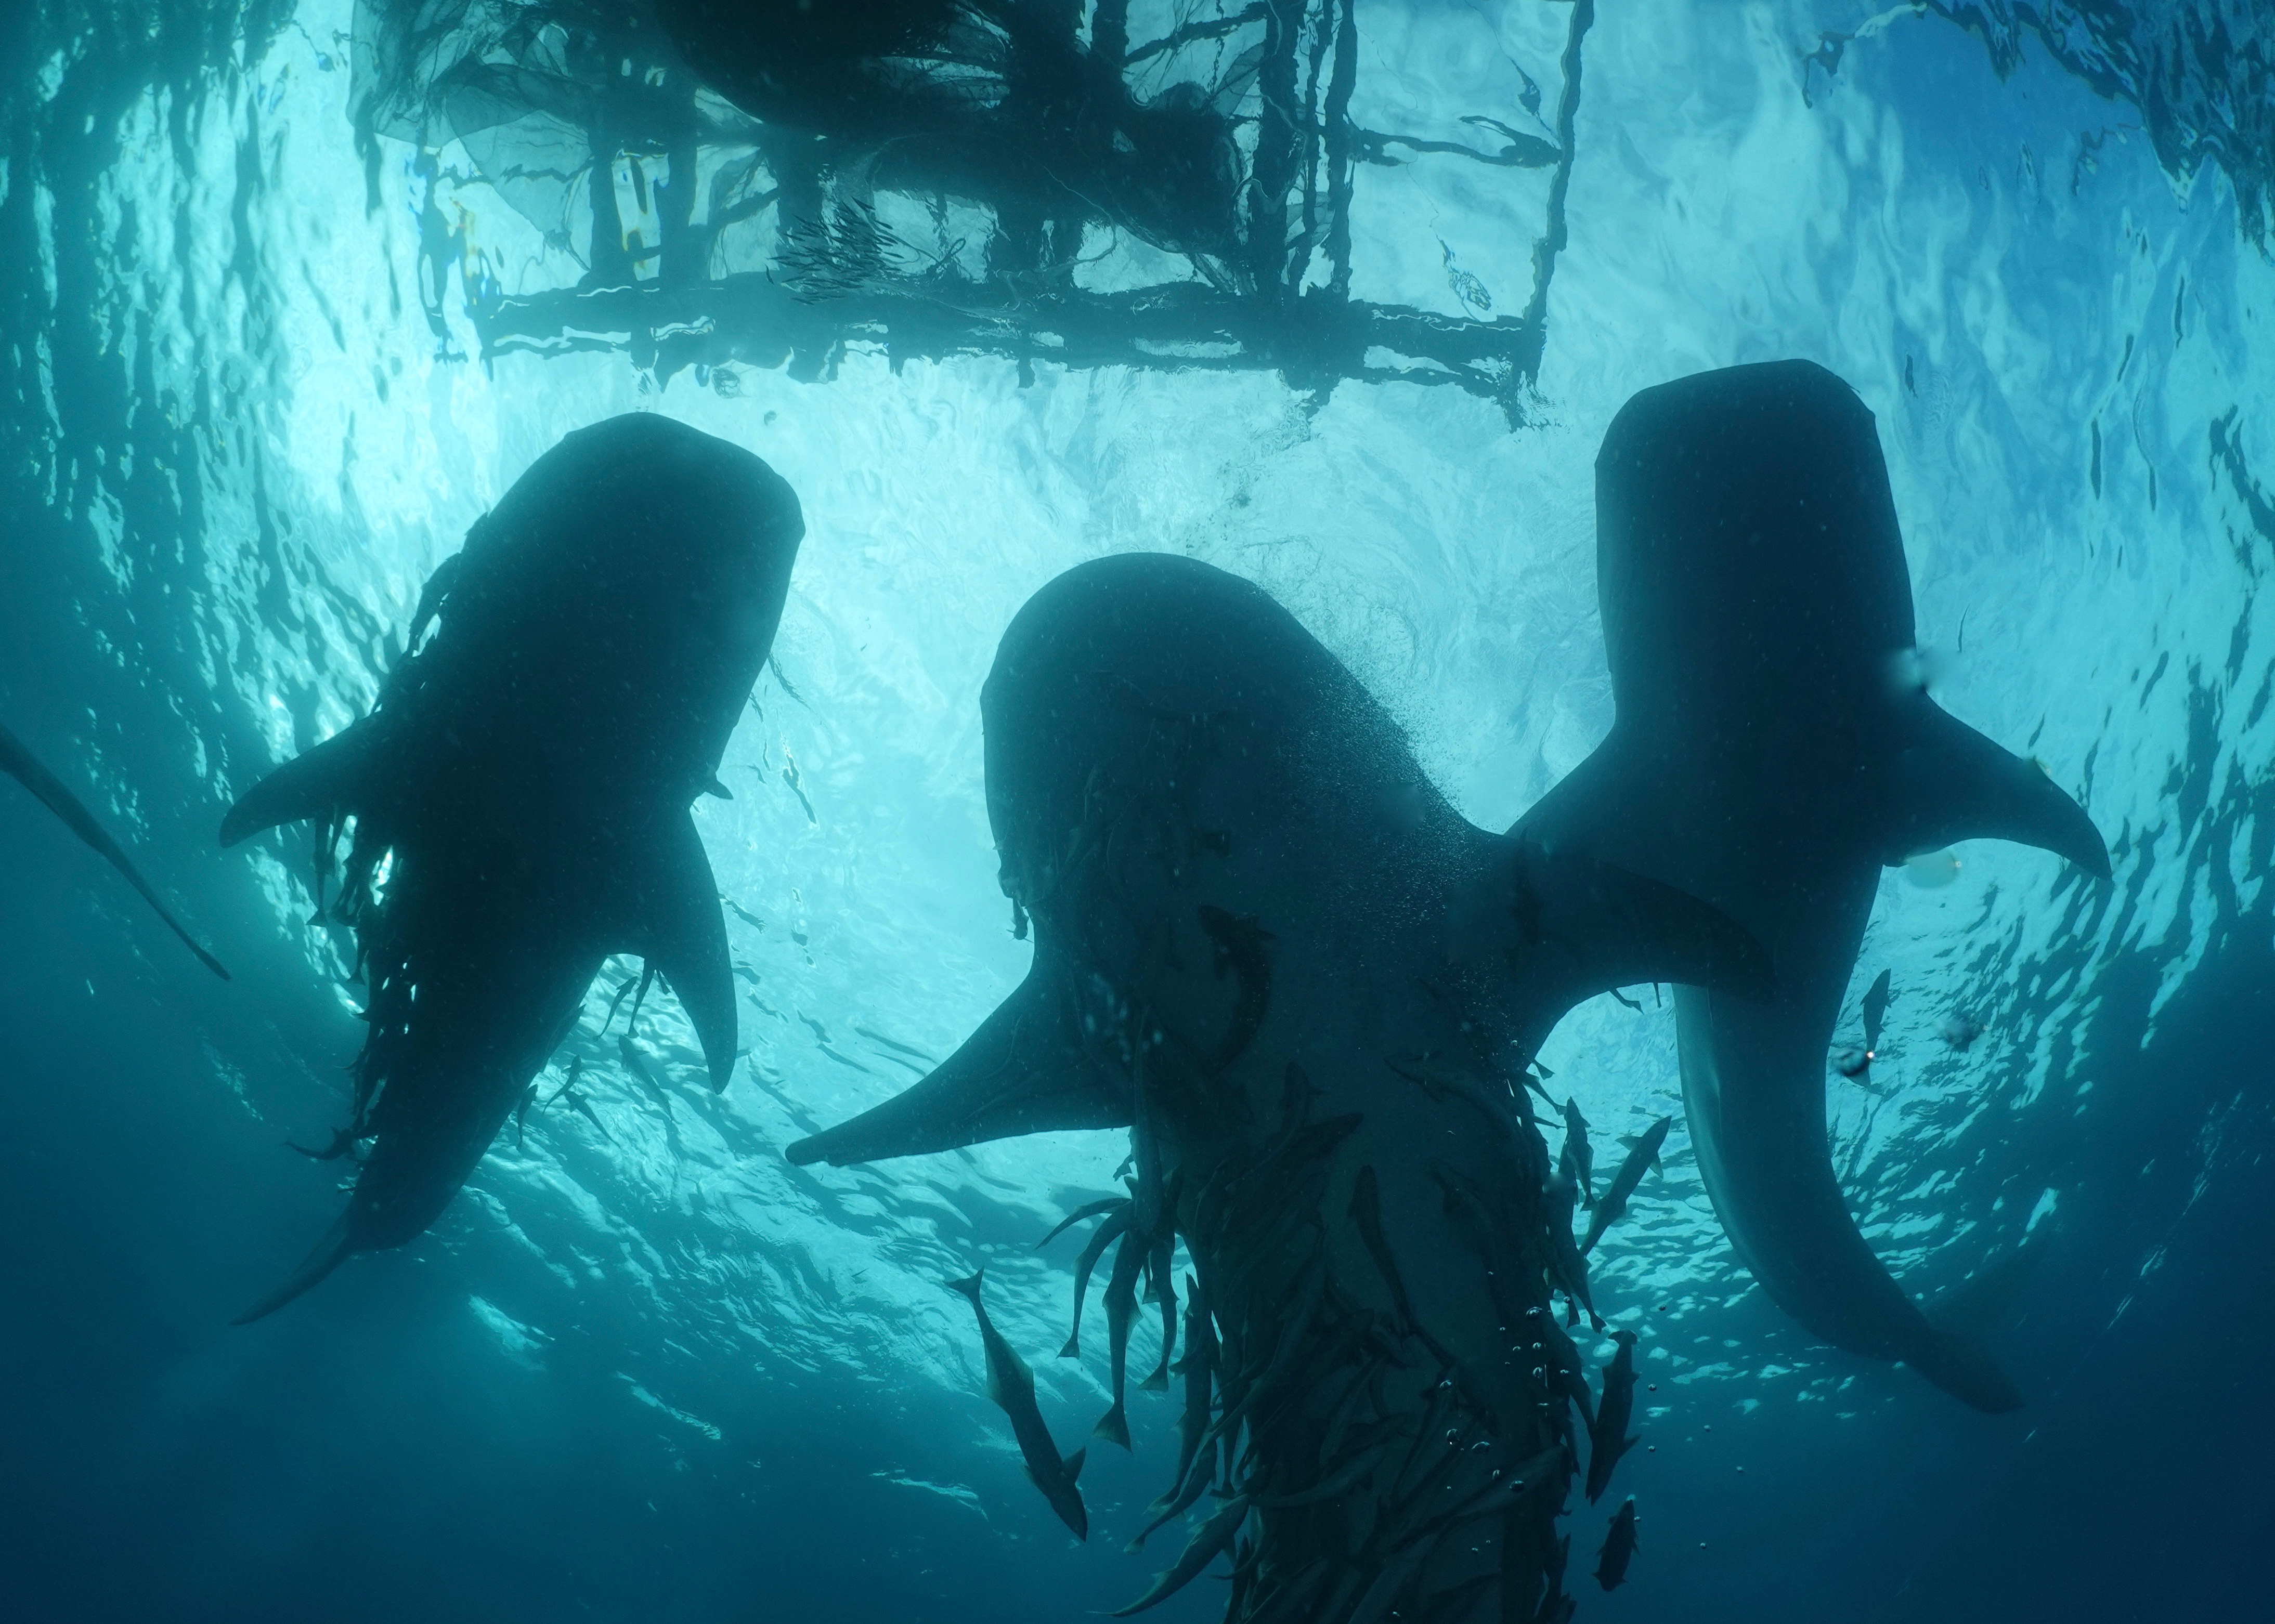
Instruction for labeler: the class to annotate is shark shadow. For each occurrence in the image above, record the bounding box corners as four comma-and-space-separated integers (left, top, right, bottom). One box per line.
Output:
1514, 359, 2108, 1411
222, 414, 802, 1320
789, 554, 1771, 1621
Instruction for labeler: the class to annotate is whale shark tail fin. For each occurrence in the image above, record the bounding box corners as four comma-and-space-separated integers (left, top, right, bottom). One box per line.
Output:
1476, 832, 1776, 1049
219, 718, 385, 847
1907, 1329, 2024, 1413
785, 951, 1127, 1167
1927, 1226, 2053, 1338
1884, 702, 2111, 880
231, 1211, 358, 1325
1905, 1228, 2052, 1412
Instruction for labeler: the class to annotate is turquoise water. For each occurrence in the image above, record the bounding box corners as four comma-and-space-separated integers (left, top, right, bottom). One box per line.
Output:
2, 3, 2268, 1619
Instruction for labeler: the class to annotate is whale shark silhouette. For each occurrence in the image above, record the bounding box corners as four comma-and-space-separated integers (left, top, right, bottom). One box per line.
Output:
787, 554, 1772, 1173
790, 554, 1771, 1617
222, 414, 802, 1320
1513, 360, 2109, 1410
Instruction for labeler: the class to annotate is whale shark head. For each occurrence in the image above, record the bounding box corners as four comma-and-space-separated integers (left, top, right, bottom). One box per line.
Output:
976, 554, 1459, 1060
414, 413, 804, 811
1595, 358, 1918, 743
790, 553, 1769, 1170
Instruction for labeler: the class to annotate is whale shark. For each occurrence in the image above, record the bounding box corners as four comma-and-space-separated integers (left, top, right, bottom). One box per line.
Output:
790, 554, 1770, 1620
222, 414, 801, 1320
1513, 360, 2109, 1411
2, 719, 229, 978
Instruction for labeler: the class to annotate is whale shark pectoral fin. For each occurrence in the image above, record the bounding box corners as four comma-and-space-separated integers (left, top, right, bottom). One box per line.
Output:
632, 808, 737, 1091
219, 717, 385, 847
1, 721, 232, 979
1489, 834, 1775, 1041
1884, 702, 2112, 880
785, 953, 1126, 1166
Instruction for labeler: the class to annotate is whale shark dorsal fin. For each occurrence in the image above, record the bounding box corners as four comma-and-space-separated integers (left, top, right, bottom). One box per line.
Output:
785, 951, 1126, 1166
1883, 701, 2111, 879
628, 807, 737, 1091
1481, 833, 1775, 1043
218, 717, 387, 847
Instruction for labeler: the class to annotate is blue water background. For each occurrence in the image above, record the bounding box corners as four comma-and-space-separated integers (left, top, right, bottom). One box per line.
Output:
2, 3, 2270, 1620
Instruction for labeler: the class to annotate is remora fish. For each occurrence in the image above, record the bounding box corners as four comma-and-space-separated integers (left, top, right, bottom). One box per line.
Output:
1129, 1272, 1216, 1552
2, 719, 228, 978
1578, 1116, 1670, 1256
1594, 1499, 1638, 1591
1513, 360, 2109, 1410
1584, 1329, 1640, 1504
1559, 1095, 1594, 1206
788, 555, 1770, 1618
1861, 967, 1891, 1053
1834, 966, 1892, 1079
1545, 1165, 1600, 1325
947, 1269, 1088, 1540
221, 415, 801, 1319
1110, 1494, 1250, 1616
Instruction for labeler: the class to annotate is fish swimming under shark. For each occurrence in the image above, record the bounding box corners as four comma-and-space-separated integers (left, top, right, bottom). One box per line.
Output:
1833, 966, 1892, 1079
947, 1269, 1088, 1540
1593, 1499, 1637, 1591
2, 719, 228, 979
1578, 1116, 1669, 1257
1583, 1329, 1640, 1504
790, 554, 1771, 1621
1512, 360, 2109, 1411
1559, 1095, 1595, 1206
220, 414, 801, 1320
